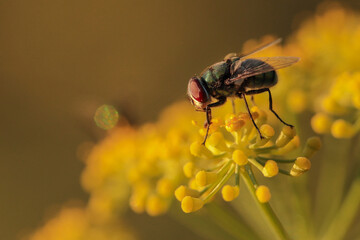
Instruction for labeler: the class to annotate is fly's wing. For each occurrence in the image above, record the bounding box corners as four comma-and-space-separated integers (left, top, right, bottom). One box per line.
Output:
225, 57, 300, 84
238, 38, 282, 59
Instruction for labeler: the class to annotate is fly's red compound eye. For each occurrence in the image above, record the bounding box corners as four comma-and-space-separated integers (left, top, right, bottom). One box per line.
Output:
187, 77, 209, 103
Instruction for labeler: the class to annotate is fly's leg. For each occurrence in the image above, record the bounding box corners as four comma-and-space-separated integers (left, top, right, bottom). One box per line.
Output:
244, 88, 293, 128
265, 88, 293, 127
238, 92, 264, 139
202, 97, 226, 145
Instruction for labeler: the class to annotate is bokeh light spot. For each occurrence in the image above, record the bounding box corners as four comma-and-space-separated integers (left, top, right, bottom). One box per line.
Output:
94, 104, 119, 130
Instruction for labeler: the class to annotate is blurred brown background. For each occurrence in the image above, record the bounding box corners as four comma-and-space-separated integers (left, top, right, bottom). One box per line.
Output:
1, 0, 360, 239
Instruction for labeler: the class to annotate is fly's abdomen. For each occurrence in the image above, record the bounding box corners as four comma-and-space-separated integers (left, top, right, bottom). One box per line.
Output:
245, 71, 278, 90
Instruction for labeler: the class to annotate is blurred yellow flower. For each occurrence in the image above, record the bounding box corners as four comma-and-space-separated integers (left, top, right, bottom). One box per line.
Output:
28, 207, 135, 240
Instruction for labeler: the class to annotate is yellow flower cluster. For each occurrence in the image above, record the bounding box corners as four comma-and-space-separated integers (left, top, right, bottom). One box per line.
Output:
276, 5, 360, 138
28, 207, 135, 240
311, 72, 360, 138
175, 107, 320, 213
82, 102, 198, 217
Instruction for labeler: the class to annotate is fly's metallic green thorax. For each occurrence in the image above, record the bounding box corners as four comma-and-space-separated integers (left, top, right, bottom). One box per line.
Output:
200, 57, 240, 86
200, 61, 228, 85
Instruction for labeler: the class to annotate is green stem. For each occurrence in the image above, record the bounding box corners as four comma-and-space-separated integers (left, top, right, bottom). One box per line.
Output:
241, 169, 290, 240
320, 175, 360, 240
206, 203, 262, 240
256, 156, 296, 163
203, 163, 235, 202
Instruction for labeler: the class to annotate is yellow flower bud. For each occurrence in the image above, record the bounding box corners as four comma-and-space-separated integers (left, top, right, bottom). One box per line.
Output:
222, 185, 240, 202
190, 141, 213, 158
290, 157, 311, 176
195, 171, 217, 187
262, 160, 279, 177
183, 162, 195, 178
303, 137, 322, 158
260, 124, 275, 138
311, 113, 332, 134
331, 119, 355, 138
174, 185, 200, 201
255, 185, 271, 203
275, 136, 300, 155
181, 196, 204, 213
275, 126, 296, 147
232, 150, 248, 166
206, 132, 229, 153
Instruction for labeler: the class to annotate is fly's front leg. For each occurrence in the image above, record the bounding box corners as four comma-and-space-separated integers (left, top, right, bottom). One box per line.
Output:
237, 92, 264, 139
202, 97, 226, 145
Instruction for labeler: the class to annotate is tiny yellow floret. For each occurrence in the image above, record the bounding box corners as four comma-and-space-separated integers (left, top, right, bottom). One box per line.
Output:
190, 141, 213, 158
255, 185, 271, 203
206, 132, 228, 152
183, 162, 195, 178
222, 185, 240, 202
303, 136, 322, 158
174, 185, 200, 201
262, 160, 279, 177
181, 196, 204, 213
331, 119, 355, 138
290, 157, 311, 176
260, 124, 275, 138
311, 113, 332, 134
232, 150, 248, 166
195, 171, 217, 187
275, 126, 296, 147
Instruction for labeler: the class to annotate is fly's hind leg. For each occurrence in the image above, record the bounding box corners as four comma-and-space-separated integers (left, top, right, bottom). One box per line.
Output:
245, 88, 293, 128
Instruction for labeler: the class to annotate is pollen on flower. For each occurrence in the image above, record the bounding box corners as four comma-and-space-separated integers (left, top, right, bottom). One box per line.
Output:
222, 185, 240, 202
181, 196, 204, 213
255, 185, 271, 203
